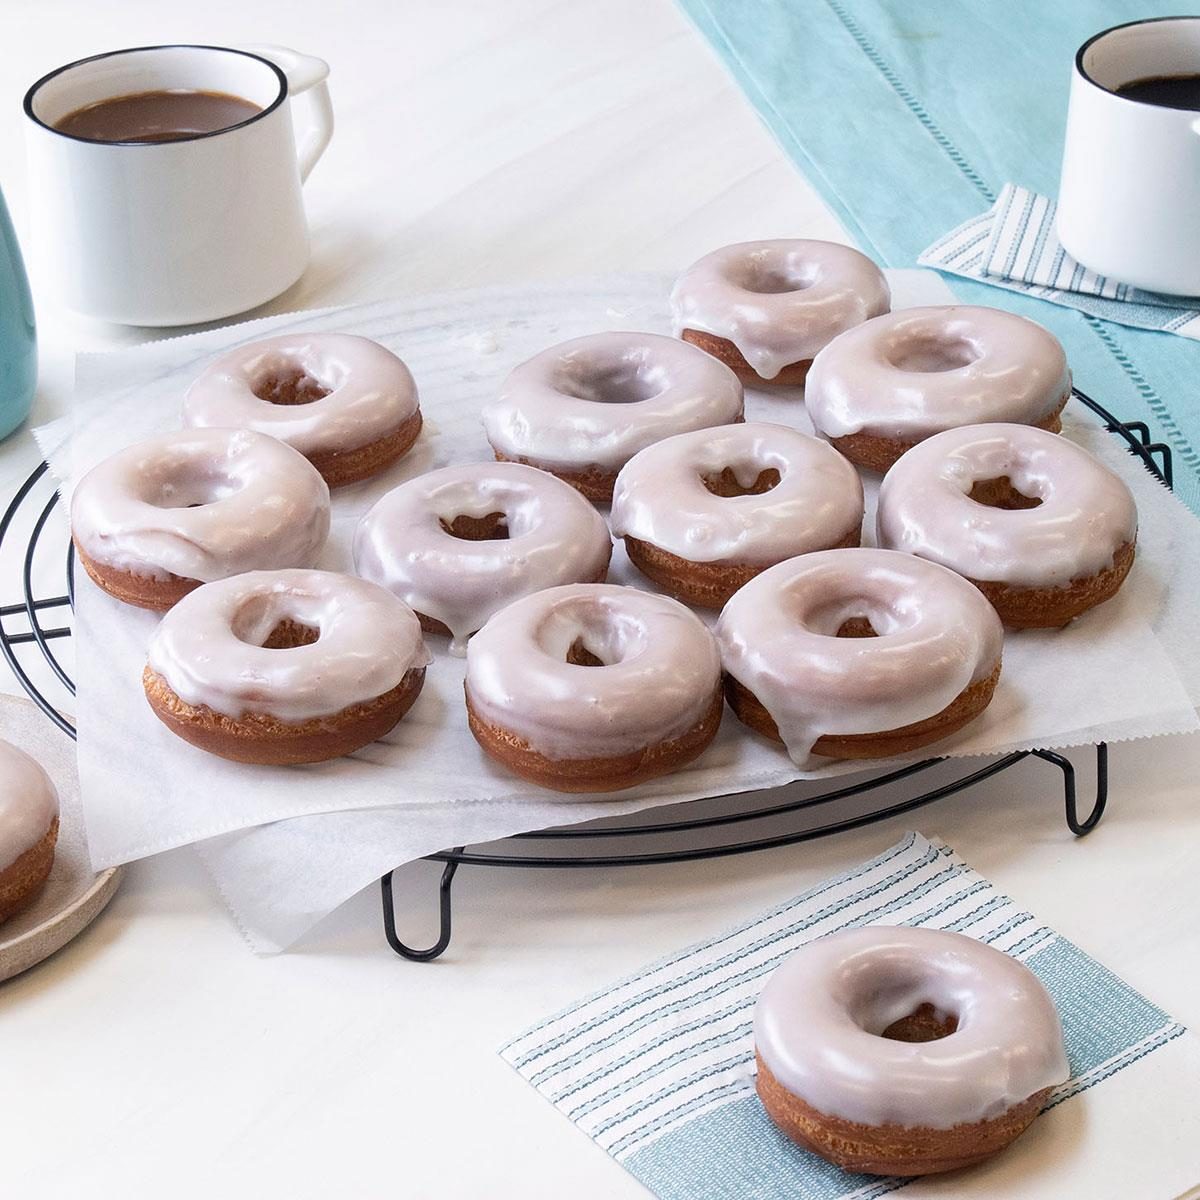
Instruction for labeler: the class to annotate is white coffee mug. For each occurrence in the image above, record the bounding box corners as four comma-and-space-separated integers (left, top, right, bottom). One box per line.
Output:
24, 43, 333, 326
1057, 17, 1200, 296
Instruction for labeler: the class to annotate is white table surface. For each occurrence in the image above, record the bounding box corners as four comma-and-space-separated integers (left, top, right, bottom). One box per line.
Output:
2, 3, 1198, 1197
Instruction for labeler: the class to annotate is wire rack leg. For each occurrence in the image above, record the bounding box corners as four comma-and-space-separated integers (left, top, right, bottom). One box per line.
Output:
1030, 743, 1108, 835
381, 850, 463, 961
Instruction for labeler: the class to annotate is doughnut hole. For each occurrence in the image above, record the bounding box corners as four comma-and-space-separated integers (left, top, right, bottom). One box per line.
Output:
566, 638, 606, 667
886, 334, 980, 374
251, 359, 333, 406
849, 975, 961, 1043
537, 598, 649, 668
881, 1003, 960, 1043
733, 256, 818, 295
231, 594, 321, 651
260, 620, 321, 650
835, 617, 878, 638
701, 465, 781, 497
137, 460, 244, 509
967, 475, 1043, 510
556, 358, 668, 405
439, 511, 510, 541
802, 593, 905, 639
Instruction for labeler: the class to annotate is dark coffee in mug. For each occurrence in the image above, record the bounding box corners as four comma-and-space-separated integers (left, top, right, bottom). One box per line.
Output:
54, 89, 261, 142
1114, 73, 1200, 110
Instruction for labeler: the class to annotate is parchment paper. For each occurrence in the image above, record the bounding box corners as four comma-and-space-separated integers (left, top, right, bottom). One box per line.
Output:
35, 271, 1200, 949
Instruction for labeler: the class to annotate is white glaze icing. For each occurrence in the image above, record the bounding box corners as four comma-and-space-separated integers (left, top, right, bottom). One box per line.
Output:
670, 240, 890, 380
146, 569, 430, 723
482, 332, 744, 474
353, 461, 612, 654
0, 738, 58, 873
465, 583, 721, 760
805, 305, 1071, 442
183, 333, 420, 457
716, 548, 1003, 763
878, 423, 1138, 589
610, 422, 863, 566
71, 428, 330, 583
755, 926, 1069, 1129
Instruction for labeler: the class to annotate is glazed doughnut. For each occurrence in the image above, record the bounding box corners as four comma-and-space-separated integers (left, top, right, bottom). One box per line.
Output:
0, 739, 59, 923
144, 569, 429, 765
481, 332, 744, 503
353, 461, 612, 654
717, 548, 1003, 762
184, 333, 423, 487
465, 583, 722, 792
755, 926, 1069, 1175
805, 305, 1071, 471
71, 428, 330, 611
610, 422, 863, 609
670, 239, 890, 385
878, 424, 1138, 628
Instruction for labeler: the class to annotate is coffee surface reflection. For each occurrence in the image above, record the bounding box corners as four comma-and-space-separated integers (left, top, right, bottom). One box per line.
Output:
55, 89, 261, 143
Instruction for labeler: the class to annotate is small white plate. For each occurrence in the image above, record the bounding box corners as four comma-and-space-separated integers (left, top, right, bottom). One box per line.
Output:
0, 695, 121, 983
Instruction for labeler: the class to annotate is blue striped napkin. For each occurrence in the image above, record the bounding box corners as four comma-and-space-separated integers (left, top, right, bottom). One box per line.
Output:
919, 184, 1200, 339
502, 833, 1196, 1199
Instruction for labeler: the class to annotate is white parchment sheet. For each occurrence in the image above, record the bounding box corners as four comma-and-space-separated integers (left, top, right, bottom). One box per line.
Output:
35, 271, 1200, 949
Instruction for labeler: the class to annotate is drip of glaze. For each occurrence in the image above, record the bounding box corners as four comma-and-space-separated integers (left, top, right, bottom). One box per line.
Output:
184, 333, 419, 459
482, 331, 744, 473
670, 239, 890, 380
716, 548, 1002, 763
354, 462, 612, 655
877, 423, 1137, 588
147, 569, 429, 723
465, 583, 721, 760
611, 422, 863, 566
754, 926, 1069, 1129
805, 305, 1070, 441
70, 428, 330, 583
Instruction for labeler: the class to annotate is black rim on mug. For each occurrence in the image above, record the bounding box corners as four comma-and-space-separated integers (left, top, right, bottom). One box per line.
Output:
23, 44, 289, 147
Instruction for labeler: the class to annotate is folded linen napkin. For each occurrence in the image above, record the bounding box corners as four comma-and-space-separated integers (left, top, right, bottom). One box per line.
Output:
502, 833, 1200, 1199
920, 183, 1200, 339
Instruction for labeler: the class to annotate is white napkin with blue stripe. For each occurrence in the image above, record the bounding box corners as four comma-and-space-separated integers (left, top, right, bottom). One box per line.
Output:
502, 833, 1200, 1199
919, 184, 1200, 340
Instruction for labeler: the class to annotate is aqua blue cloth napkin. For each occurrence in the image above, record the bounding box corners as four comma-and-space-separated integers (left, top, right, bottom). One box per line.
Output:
502, 834, 1197, 1200
920, 184, 1200, 339
676, 0, 1200, 514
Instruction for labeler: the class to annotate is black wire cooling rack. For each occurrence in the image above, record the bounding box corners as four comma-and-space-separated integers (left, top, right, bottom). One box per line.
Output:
0, 388, 1173, 960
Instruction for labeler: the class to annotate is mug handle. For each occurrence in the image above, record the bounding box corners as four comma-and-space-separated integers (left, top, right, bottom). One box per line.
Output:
243, 44, 334, 183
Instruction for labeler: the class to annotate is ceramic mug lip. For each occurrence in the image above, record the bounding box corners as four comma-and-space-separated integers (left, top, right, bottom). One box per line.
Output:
23, 43, 289, 147
1075, 15, 1200, 111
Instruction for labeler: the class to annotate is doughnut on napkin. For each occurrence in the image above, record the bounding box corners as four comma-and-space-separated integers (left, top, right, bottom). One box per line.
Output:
34, 272, 1200, 951
501, 833, 1200, 1200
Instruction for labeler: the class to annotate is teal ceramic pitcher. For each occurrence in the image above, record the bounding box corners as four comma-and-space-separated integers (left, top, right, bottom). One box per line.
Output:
0, 185, 35, 442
